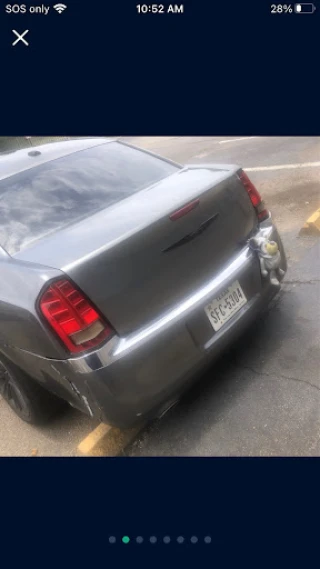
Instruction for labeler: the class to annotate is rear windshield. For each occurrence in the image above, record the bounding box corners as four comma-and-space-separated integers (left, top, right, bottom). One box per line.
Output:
0, 142, 179, 255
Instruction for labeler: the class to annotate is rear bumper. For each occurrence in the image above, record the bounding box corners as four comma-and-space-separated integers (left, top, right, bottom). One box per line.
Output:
7, 218, 287, 428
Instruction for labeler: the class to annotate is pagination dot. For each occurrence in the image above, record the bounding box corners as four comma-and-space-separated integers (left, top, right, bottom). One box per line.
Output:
150, 536, 157, 544
177, 536, 185, 544
204, 536, 212, 544
163, 536, 171, 544
136, 536, 143, 544
191, 536, 198, 544
109, 536, 116, 544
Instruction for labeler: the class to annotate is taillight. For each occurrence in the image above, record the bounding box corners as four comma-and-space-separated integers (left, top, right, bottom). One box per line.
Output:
238, 170, 269, 222
39, 279, 114, 354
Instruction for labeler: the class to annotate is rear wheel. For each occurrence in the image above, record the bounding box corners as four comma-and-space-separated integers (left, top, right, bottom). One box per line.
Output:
0, 358, 66, 425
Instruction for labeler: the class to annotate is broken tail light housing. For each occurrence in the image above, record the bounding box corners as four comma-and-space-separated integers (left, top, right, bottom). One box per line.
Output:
238, 170, 269, 222
39, 278, 114, 354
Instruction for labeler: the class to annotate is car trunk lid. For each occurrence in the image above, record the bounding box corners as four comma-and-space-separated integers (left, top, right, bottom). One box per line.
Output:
15, 166, 259, 336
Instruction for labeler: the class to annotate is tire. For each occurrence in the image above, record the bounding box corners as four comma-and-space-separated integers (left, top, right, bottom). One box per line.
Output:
0, 357, 67, 425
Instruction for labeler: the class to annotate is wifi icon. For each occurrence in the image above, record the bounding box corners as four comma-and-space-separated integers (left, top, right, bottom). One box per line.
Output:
53, 3, 67, 13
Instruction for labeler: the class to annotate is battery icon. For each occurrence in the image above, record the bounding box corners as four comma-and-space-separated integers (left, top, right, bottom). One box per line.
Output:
294, 3, 316, 12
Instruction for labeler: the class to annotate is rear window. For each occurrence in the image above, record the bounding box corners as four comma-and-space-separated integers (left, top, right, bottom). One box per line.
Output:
0, 142, 179, 255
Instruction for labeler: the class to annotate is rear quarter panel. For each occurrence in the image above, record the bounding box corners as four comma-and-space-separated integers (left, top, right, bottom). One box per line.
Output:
0, 254, 67, 358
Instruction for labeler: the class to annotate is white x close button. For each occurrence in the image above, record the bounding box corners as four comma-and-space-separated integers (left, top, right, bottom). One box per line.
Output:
12, 30, 29, 46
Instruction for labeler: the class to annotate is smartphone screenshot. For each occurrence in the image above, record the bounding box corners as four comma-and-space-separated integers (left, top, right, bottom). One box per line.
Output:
1, 1, 319, 566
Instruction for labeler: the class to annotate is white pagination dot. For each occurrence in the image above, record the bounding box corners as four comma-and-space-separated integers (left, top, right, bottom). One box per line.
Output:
136, 536, 143, 544
204, 536, 212, 544
109, 536, 116, 544
163, 536, 171, 544
191, 536, 198, 543
177, 536, 185, 544
150, 536, 157, 544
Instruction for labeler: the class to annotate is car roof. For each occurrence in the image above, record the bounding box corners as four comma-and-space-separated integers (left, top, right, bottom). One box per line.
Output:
0, 138, 113, 181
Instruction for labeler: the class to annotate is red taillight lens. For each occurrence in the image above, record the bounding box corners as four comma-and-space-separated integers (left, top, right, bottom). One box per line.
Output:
39, 279, 114, 354
238, 170, 269, 222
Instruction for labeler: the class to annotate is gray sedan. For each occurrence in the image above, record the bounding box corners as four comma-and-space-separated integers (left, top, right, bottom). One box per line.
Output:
0, 138, 287, 427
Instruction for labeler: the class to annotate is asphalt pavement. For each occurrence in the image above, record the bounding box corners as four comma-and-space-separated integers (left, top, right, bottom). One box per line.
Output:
127, 240, 320, 456
0, 136, 319, 456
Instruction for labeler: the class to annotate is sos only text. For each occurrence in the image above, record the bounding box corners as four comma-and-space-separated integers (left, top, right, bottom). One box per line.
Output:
5, 4, 51, 15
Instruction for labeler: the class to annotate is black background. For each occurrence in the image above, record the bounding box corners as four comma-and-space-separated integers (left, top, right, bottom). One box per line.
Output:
2, 458, 320, 565
1, 0, 319, 133
1, 1, 319, 565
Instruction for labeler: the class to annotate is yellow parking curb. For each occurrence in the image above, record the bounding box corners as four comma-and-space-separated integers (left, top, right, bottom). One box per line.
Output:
300, 208, 320, 236
78, 422, 144, 457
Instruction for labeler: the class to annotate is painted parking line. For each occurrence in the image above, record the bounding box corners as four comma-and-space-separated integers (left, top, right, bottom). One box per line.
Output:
194, 136, 258, 158
218, 136, 257, 144
246, 161, 320, 172
78, 422, 145, 457
300, 208, 320, 236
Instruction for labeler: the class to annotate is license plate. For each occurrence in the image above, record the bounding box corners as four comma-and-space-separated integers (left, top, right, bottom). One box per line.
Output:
205, 280, 247, 332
